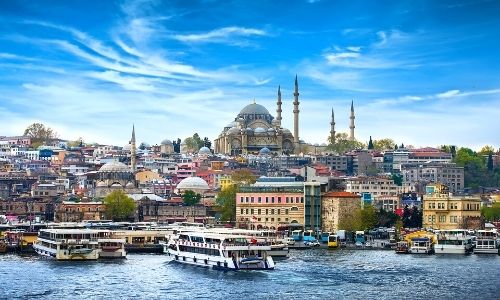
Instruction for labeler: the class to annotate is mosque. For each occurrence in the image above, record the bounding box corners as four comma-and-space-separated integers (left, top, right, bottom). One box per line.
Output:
214, 76, 356, 155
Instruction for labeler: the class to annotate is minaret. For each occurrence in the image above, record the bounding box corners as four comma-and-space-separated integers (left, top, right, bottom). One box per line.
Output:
276, 85, 282, 127
349, 100, 355, 141
330, 108, 336, 144
130, 124, 136, 172
293, 75, 300, 153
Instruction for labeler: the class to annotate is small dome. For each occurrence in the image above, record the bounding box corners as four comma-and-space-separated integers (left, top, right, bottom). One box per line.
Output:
271, 119, 280, 126
267, 128, 275, 132
226, 121, 237, 128
99, 161, 131, 173
96, 181, 107, 187
199, 146, 211, 155
227, 127, 240, 135
177, 176, 209, 192
123, 144, 131, 151
125, 182, 135, 188
254, 127, 266, 134
239, 103, 270, 115
111, 183, 123, 188
259, 147, 271, 155
161, 139, 173, 145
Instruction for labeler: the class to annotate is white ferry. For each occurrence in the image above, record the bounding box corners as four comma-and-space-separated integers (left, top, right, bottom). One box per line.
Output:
473, 229, 499, 255
435, 229, 473, 255
33, 229, 100, 260
162, 232, 275, 270
408, 237, 434, 254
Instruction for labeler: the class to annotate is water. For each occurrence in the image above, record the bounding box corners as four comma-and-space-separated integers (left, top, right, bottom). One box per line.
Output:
1, 250, 499, 299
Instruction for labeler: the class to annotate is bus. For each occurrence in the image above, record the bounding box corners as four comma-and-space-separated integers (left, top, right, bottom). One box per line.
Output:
355, 231, 365, 245
303, 230, 316, 242
292, 230, 303, 241
320, 232, 331, 243
328, 235, 339, 248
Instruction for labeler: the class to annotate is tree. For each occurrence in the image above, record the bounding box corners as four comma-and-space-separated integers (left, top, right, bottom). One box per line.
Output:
481, 202, 500, 222
24, 123, 58, 148
367, 136, 374, 150
67, 137, 84, 148
487, 154, 494, 172
215, 184, 237, 222
338, 208, 362, 231
410, 207, 422, 228
376, 208, 400, 228
479, 145, 495, 155
182, 190, 202, 206
327, 132, 365, 154
173, 138, 181, 153
402, 205, 412, 228
183, 137, 197, 152
373, 138, 395, 151
103, 190, 136, 221
203, 137, 212, 149
231, 169, 257, 185
193, 133, 204, 149
391, 174, 403, 186
360, 205, 377, 230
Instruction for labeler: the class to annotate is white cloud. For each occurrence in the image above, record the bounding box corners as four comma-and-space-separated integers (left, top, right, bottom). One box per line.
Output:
172, 26, 268, 44
437, 89, 461, 98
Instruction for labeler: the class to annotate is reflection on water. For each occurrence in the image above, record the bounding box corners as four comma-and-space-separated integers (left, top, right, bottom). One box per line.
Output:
1, 250, 499, 299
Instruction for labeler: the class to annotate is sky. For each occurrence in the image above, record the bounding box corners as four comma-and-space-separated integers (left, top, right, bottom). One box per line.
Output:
0, 0, 499, 150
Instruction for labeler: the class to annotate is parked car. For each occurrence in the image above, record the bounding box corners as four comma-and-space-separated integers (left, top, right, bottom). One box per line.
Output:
304, 240, 320, 247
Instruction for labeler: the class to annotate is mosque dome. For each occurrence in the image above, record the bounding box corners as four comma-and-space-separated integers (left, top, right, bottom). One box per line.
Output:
267, 128, 275, 133
177, 176, 210, 192
254, 127, 266, 134
226, 121, 237, 128
111, 183, 123, 188
99, 161, 131, 173
198, 146, 212, 155
259, 147, 271, 155
239, 103, 270, 115
227, 127, 240, 135
161, 139, 173, 145
125, 182, 135, 188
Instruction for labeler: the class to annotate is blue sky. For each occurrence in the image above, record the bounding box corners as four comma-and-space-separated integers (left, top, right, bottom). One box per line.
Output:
0, 0, 499, 149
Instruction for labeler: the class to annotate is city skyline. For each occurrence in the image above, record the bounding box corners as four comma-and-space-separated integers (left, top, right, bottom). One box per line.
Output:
0, 0, 499, 150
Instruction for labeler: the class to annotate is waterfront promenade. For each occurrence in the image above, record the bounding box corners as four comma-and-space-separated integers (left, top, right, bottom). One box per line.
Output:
1, 249, 498, 299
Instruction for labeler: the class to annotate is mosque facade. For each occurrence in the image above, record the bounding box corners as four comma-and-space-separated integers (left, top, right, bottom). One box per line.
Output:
214, 77, 302, 155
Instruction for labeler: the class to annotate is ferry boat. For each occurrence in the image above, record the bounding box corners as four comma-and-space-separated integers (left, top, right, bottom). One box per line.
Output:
434, 229, 473, 255
162, 232, 275, 271
408, 237, 434, 254
33, 229, 101, 260
395, 241, 409, 254
98, 238, 126, 259
473, 229, 499, 255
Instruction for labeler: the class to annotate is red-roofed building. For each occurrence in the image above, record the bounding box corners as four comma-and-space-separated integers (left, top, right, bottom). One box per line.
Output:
321, 191, 361, 232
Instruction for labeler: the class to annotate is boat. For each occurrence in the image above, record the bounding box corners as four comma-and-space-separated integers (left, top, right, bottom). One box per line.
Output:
33, 229, 102, 260
434, 229, 473, 255
409, 237, 434, 254
395, 241, 409, 254
162, 231, 275, 271
473, 229, 499, 255
98, 238, 127, 259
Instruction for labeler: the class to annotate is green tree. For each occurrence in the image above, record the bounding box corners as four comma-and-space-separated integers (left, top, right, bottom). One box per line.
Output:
479, 145, 495, 155
487, 154, 494, 172
367, 136, 374, 150
391, 174, 403, 186
203, 137, 212, 148
481, 202, 500, 222
338, 208, 362, 231
67, 137, 84, 148
231, 169, 257, 185
360, 205, 377, 230
103, 190, 136, 221
193, 133, 204, 149
327, 132, 365, 154
182, 190, 202, 206
24, 123, 58, 148
373, 138, 395, 151
215, 185, 237, 222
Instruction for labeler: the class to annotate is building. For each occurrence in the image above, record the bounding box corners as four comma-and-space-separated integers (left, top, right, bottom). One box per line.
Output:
303, 181, 326, 232
55, 201, 105, 222
236, 177, 305, 230
94, 160, 139, 197
135, 197, 207, 223
422, 184, 481, 230
345, 176, 401, 199
401, 162, 464, 194
176, 176, 210, 194
372, 196, 400, 212
321, 191, 361, 232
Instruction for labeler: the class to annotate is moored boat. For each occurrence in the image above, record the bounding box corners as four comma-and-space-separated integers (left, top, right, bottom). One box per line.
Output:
162, 232, 275, 271
409, 237, 434, 254
434, 229, 473, 255
33, 229, 102, 260
395, 241, 409, 254
98, 238, 126, 259
473, 230, 499, 255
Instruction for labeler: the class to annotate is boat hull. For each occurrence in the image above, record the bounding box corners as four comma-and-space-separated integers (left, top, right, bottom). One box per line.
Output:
33, 243, 98, 260
435, 246, 471, 255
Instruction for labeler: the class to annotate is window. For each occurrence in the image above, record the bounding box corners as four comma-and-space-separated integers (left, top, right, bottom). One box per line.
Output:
240, 209, 243, 215
278, 197, 282, 203
285, 209, 289, 214
271, 209, 274, 215
258, 197, 262, 203
265, 197, 269, 203
290, 206, 299, 212
271, 197, 275, 203
258, 209, 261, 215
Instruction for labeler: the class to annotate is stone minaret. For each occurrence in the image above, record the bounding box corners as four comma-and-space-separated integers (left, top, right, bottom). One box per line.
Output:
349, 100, 355, 141
276, 85, 282, 127
130, 124, 136, 172
330, 108, 336, 144
293, 75, 300, 153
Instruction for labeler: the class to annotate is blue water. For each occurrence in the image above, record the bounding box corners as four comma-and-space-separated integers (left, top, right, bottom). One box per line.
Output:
1, 250, 499, 299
